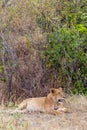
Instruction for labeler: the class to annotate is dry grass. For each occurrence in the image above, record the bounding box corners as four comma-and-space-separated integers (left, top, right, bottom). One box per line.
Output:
0, 95, 87, 130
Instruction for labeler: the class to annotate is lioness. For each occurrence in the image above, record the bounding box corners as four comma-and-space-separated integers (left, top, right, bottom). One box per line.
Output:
11, 87, 67, 115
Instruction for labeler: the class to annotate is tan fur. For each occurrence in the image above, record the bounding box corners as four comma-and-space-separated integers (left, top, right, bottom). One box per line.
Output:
11, 88, 67, 115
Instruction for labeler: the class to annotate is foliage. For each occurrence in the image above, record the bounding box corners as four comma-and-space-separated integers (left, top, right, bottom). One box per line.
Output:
38, 0, 87, 94
45, 28, 87, 94
0, 0, 45, 102
0, 0, 87, 103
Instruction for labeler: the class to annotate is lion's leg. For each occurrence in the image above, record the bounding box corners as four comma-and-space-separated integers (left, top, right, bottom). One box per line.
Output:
46, 109, 64, 115
58, 107, 67, 112
11, 108, 28, 115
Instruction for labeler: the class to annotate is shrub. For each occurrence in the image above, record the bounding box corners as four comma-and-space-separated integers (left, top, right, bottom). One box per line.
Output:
45, 27, 87, 94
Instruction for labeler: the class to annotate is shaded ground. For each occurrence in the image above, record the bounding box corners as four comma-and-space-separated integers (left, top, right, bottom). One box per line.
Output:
0, 95, 87, 130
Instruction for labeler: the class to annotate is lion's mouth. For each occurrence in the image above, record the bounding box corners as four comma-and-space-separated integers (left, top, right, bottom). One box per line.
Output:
54, 106, 58, 110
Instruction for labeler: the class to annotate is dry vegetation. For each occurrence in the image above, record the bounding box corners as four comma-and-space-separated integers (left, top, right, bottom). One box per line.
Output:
0, 0, 87, 103
0, 95, 87, 130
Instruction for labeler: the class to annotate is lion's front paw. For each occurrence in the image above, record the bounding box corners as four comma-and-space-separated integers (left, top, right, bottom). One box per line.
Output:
58, 107, 67, 112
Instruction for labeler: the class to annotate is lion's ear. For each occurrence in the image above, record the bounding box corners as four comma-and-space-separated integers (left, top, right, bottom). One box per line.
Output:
58, 87, 62, 91
50, 88, 56, 94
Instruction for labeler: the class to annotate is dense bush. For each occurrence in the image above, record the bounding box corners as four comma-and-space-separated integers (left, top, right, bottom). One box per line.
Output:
0, 0, 46, 102
0, 0, 87, 103
45, 27, 87, 94
37, 0, 87, 94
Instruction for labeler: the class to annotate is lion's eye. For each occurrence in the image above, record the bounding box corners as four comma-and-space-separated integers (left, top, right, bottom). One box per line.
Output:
58, 99, 61, 102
